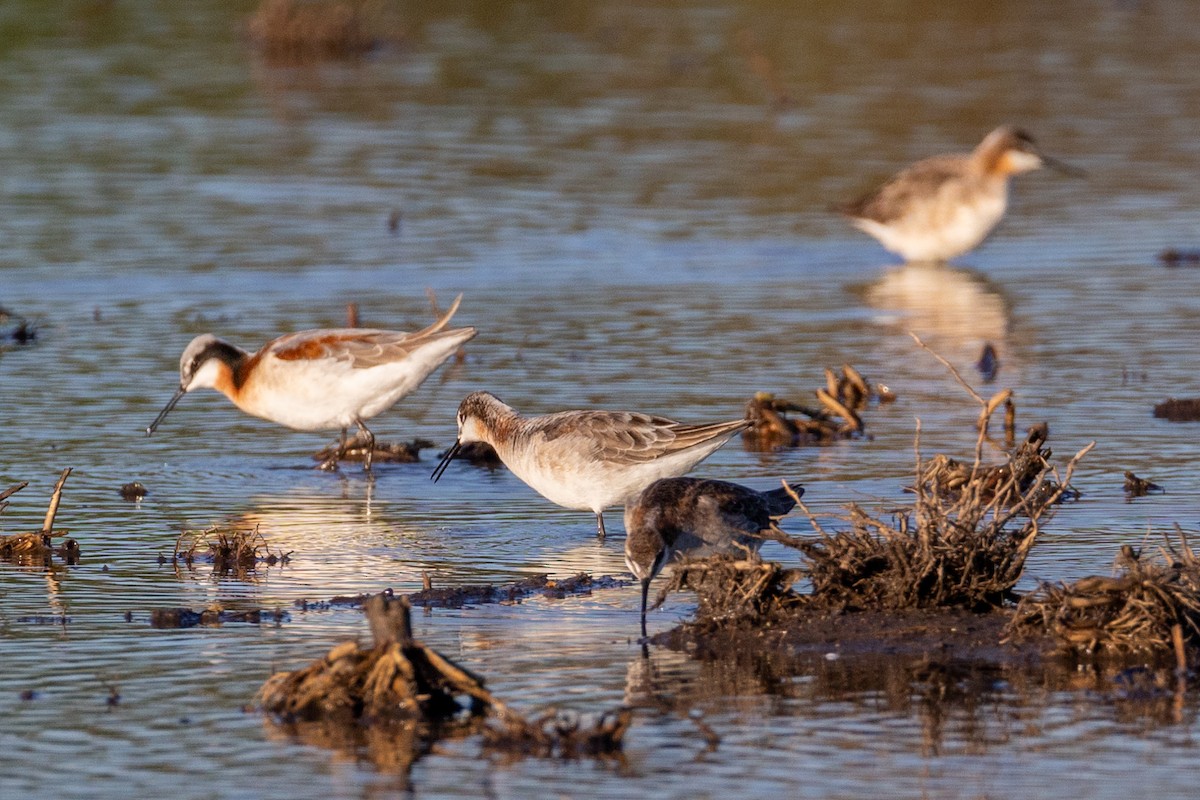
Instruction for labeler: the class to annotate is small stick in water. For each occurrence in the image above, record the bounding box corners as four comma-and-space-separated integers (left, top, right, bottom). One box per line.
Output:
41, 468, 72, 534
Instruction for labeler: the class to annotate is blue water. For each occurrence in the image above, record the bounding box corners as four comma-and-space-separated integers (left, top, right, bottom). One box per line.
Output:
4, 2, 1200, 797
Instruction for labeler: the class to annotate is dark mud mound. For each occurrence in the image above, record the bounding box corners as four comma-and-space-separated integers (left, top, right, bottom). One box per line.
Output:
647, 605, 1198, 742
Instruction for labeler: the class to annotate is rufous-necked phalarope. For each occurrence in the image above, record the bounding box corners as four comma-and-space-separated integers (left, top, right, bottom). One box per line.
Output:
838, 125, 1082, 262
432, 391, 750, 540
624, 477, 802, 637
147, 294, 477, 471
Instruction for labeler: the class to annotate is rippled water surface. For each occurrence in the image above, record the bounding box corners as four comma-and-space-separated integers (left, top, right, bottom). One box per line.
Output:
4, 2, 1200, 797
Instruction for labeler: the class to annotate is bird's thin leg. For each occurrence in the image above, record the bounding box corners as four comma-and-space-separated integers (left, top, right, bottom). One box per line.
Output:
355, 418, 375, 472
596, 511, 607, 542
318, 427, 349, 472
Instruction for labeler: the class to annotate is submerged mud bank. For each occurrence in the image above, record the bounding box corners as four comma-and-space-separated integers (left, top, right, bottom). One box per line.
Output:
654, 606, 1050, 669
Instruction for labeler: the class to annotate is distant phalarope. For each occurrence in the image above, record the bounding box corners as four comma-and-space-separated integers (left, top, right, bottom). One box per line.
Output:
432, 391, 750, 539
838, 125, 1082, 262
147, 294, 477, 471
624, 477, 802, 637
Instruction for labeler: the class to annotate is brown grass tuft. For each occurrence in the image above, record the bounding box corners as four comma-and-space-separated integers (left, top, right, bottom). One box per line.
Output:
659, 554, 802, 626
793, 424, 1090, 612
1007, 530, 1200, 656
742, 363, 894, 450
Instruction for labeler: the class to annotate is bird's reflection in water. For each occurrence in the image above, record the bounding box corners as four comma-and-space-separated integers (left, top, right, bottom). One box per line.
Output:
860, 262, 1012, 371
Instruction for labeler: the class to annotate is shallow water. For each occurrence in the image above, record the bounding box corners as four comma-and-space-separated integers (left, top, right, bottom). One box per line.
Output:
3, 1, 1200, 797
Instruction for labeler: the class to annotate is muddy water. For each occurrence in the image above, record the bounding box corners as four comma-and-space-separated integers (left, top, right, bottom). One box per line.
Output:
3, 1, 1200, 797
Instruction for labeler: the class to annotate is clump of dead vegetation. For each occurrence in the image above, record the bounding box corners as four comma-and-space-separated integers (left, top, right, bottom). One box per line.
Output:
657, 340, 1092, 625
914, 424, 1076, 507
1007, 531, 1200, 658
791, 339, 1092, 612
173, 525, 290, 578
660, 555, 802, 627
0, 470, 79, 566
742, 363, 894, 449
246, 0, 405, 63
260, 594, 630, 768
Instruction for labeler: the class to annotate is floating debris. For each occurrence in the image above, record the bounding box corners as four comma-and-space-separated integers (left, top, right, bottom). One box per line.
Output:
0, 470, 79, 566
410, 572, 628, 609
149, 606, 290, 628
1153, 398, 1200, 422
0, 306, 37, 344
173, 525, 291, 577
246, 0, 403, 63
295, 573, 630, 612
1008, 531, 1200, 658
743, 363, 893, 450
260, 594, 629, 770
1124, 471, 1164, 498
975, 343, 1000, 383
119, 481, 148, 501
1158, 248, 1200, 266
312, 434, 434, 468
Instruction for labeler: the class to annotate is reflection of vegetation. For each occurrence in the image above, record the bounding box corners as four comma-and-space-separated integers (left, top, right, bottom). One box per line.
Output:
646, 610, 1197, 759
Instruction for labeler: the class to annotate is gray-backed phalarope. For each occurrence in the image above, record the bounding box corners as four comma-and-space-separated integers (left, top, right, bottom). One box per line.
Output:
624, 477, 802, 636
432, 391, 750, 539
838, 126, 1081, 262
147, 294, 476, 471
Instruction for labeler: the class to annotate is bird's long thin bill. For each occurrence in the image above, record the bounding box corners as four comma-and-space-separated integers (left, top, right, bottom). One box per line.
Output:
640, 578, 650, 639
431, 439, 462, 482
1043, 154, 1086, 178
146, 386, 187, 436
